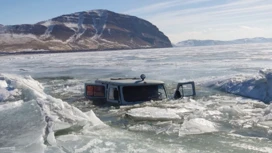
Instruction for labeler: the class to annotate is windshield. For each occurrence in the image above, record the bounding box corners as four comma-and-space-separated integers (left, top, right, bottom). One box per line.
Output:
122, 84, 166, 102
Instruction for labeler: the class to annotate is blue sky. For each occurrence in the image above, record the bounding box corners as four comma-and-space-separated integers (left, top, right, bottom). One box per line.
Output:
1, 0, 272, 43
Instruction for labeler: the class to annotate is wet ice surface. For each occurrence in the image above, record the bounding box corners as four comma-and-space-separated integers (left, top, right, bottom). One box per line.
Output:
1, 43, 272, 152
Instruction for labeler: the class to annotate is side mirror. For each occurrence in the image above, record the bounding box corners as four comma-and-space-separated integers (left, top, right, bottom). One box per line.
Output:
114, 89, 119, 100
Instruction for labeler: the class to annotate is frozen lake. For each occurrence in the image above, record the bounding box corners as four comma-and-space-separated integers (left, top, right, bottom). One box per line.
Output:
1, 43, 272, 153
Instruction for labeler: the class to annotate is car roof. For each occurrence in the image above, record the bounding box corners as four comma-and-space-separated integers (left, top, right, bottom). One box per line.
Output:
95, 78, 164, 85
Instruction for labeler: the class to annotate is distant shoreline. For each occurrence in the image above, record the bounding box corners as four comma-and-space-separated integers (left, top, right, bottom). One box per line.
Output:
0, 47, 171, 56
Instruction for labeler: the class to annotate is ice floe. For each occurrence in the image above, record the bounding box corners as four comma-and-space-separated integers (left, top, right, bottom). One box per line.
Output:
209, 69, 272, 103
0, 73, 106, 152
126, 106, 183, 121
179, 118, 219, 136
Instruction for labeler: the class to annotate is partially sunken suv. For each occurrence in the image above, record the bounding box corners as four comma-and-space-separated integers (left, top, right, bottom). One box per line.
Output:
84, 74, 196, 105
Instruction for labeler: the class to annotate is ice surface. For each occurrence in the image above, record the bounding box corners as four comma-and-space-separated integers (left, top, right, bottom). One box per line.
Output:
0, 75, 21, 102
210, 69, 272, 103
0, 100, 23, 111
0, 79, 8, 88
0, 73, 106, 152
179, 118, 219, 136
126, 106, 183, 121
1, 43, 272, 152
0, 88, 10, 102
0, 100, 46, 153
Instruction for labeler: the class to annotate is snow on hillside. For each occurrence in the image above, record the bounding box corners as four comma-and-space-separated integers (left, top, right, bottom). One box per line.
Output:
0, 9, 172, 52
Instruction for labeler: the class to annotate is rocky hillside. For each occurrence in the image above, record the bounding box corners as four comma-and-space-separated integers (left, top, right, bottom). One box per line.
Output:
0, 10, 172, 52
176, 37, 272, 47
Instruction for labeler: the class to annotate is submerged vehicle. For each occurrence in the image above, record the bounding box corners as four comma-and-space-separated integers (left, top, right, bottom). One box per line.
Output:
84, 74, 196, 105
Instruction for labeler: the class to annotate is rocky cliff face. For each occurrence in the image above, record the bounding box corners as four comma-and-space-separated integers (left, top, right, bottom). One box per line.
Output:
0, 10, 172, 52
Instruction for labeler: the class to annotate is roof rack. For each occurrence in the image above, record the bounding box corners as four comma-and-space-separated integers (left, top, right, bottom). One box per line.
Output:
110, 77, 140, 80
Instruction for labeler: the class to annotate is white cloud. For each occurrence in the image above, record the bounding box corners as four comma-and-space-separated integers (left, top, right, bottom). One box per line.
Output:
126, 0, 272, 43
125, 0, 211, 15
125, 0, 179, 14
239, 26, 264, 31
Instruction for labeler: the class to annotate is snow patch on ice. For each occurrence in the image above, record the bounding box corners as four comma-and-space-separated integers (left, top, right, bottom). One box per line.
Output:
126, 106, 183, 121
0, 100, 23, 111
179, 118, 219, 136
0, 75, 21, 102
0, 79, 8, 88
219, 105, 246, 117
0, 88, 10, 102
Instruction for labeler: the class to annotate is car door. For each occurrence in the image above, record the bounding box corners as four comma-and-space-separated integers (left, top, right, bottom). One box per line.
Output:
107, 85, 120, 104
174, 81, 196, 99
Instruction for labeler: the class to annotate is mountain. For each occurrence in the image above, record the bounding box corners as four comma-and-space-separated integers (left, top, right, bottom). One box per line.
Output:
176, 37, 272, 47
0, 10, 172, 52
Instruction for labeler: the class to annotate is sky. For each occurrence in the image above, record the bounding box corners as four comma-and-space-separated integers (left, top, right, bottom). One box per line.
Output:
0, 0, 272, 43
